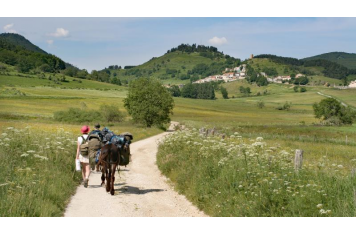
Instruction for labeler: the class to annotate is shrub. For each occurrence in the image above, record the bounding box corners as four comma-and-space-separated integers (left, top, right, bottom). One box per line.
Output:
100, 104, 125, 123
257, 100, 265, 109
313, 98, 356, 125
276, 101, 291, 111
54, 108, 101, 123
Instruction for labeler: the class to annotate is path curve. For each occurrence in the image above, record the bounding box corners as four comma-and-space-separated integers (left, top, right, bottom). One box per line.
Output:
64, 124, 206, 217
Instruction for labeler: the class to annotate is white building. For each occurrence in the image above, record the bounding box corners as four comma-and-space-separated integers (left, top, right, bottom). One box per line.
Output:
349, 80, 356, 88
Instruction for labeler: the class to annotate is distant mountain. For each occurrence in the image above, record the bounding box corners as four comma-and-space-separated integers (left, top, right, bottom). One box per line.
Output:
0, 33, 47, 54
303, 52, 356, 70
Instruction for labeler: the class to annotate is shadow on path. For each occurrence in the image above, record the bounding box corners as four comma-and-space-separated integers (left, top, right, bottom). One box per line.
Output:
116, 185, 165, 195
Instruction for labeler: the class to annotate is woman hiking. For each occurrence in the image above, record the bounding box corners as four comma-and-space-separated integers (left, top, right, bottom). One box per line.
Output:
76, 125, 91, 188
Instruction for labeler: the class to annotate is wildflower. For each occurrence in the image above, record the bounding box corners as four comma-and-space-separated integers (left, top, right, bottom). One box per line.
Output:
4, 138, 10, 141
337, 165, 343, 168
326, 210, 331, 214
1, 133, 7, 136
256, 137, 263, 141
319, 209, 327, 214
4, 144, 9, 147
7, 127, 14, 130
27, 150, 36, 153
238, 185, 243, 188
20, 153, 29, 157
316, 204, 323, 209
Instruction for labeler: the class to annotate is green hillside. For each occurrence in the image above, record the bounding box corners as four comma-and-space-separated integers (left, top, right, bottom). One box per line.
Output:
0, 33, 47, 54
100, 44, 241, 85
303, 52, 356, 70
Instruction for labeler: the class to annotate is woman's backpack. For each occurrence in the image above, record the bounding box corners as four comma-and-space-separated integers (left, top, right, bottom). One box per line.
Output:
79, 136, 89, 156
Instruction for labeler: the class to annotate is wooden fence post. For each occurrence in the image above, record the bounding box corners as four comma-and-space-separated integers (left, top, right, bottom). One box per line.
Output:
294, 149, 303, 171
352, 168, 356, 178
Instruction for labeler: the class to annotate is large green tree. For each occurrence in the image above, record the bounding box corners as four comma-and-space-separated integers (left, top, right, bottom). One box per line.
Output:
313, 98, 356, 125
124, 78, 174, 127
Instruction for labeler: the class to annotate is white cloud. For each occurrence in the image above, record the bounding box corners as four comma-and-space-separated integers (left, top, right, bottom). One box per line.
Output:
49, 28, 69, 37
46, 40, 54, 45
208, 36, 228, 45
3, 23, 17, 33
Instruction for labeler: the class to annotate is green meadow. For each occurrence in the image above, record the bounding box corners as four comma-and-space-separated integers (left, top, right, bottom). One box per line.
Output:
1, 74, 356, 216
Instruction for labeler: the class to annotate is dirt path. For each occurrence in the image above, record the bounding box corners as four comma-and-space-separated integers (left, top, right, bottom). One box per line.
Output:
64, 124, 206, 217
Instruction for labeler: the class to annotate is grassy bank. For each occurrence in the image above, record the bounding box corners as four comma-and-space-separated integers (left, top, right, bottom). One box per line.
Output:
157, 129, 356, 216
0, 126, 80, 216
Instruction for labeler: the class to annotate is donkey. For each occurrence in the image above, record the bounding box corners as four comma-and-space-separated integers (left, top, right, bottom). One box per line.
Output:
96, 143, 120, 195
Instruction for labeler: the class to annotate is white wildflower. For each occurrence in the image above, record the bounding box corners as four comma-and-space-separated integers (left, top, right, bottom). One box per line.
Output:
7, 127, 14, 130
319, 209, 327, 214
27, 150, 36, 153
20, 153, 29, 157
337, 165, 343, 168
316, 204, 323, 209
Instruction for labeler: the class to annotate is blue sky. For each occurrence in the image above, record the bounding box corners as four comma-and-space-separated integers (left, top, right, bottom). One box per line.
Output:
1, 17, 356, 72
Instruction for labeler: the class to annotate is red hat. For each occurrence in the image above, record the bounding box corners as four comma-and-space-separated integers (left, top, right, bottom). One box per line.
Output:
81, 125, 90, 134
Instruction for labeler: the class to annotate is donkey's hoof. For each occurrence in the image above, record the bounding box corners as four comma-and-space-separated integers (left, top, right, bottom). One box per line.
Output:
111, 190, 115, 195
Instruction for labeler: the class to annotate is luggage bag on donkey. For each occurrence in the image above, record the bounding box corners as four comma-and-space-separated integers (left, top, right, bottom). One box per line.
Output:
110, 132, 133, 166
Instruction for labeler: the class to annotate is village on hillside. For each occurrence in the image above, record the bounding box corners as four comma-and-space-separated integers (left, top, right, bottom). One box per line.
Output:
193, 64, 247, 84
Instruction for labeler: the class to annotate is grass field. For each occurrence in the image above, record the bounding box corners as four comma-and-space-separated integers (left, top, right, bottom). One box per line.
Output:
2, 73, 356, 216
0, 75, 163, 216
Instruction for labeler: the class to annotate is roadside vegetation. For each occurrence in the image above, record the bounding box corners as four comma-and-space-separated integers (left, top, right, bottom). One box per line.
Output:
157, 129, 356, 216
0, 126, 80, 216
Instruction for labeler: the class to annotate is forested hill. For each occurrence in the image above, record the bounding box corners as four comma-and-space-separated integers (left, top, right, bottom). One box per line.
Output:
0, 33, 47, 54
96, 43, 241, 85
0, 33, 83, 74
254, 54, 355, 80
303, 52, 356, 70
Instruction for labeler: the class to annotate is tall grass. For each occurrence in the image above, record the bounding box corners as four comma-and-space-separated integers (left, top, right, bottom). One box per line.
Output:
157, 129, 356, 216
0, 126, 80, 216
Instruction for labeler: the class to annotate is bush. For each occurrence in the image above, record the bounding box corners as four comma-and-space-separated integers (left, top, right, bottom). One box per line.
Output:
300, 87, 307, 93
257, 100, 265, 109
221, 87, 228, 99
54, 108, 101, 123
276, 101, 291, 111
313, 98, 356, 125
100, 104, 125, 123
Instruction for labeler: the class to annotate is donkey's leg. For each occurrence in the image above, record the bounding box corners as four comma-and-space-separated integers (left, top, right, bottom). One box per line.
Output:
110, 164, 116, 195
101, 163, 106, 186
106, 165, 111, 192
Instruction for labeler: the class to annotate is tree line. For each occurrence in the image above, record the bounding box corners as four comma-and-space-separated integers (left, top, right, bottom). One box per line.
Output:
254, 54, 356, 80
0, 37, 66, 73
168, 83, 216, 100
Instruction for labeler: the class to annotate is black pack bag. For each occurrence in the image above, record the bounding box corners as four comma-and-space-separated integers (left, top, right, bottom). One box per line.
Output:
111, 135, 131, 166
